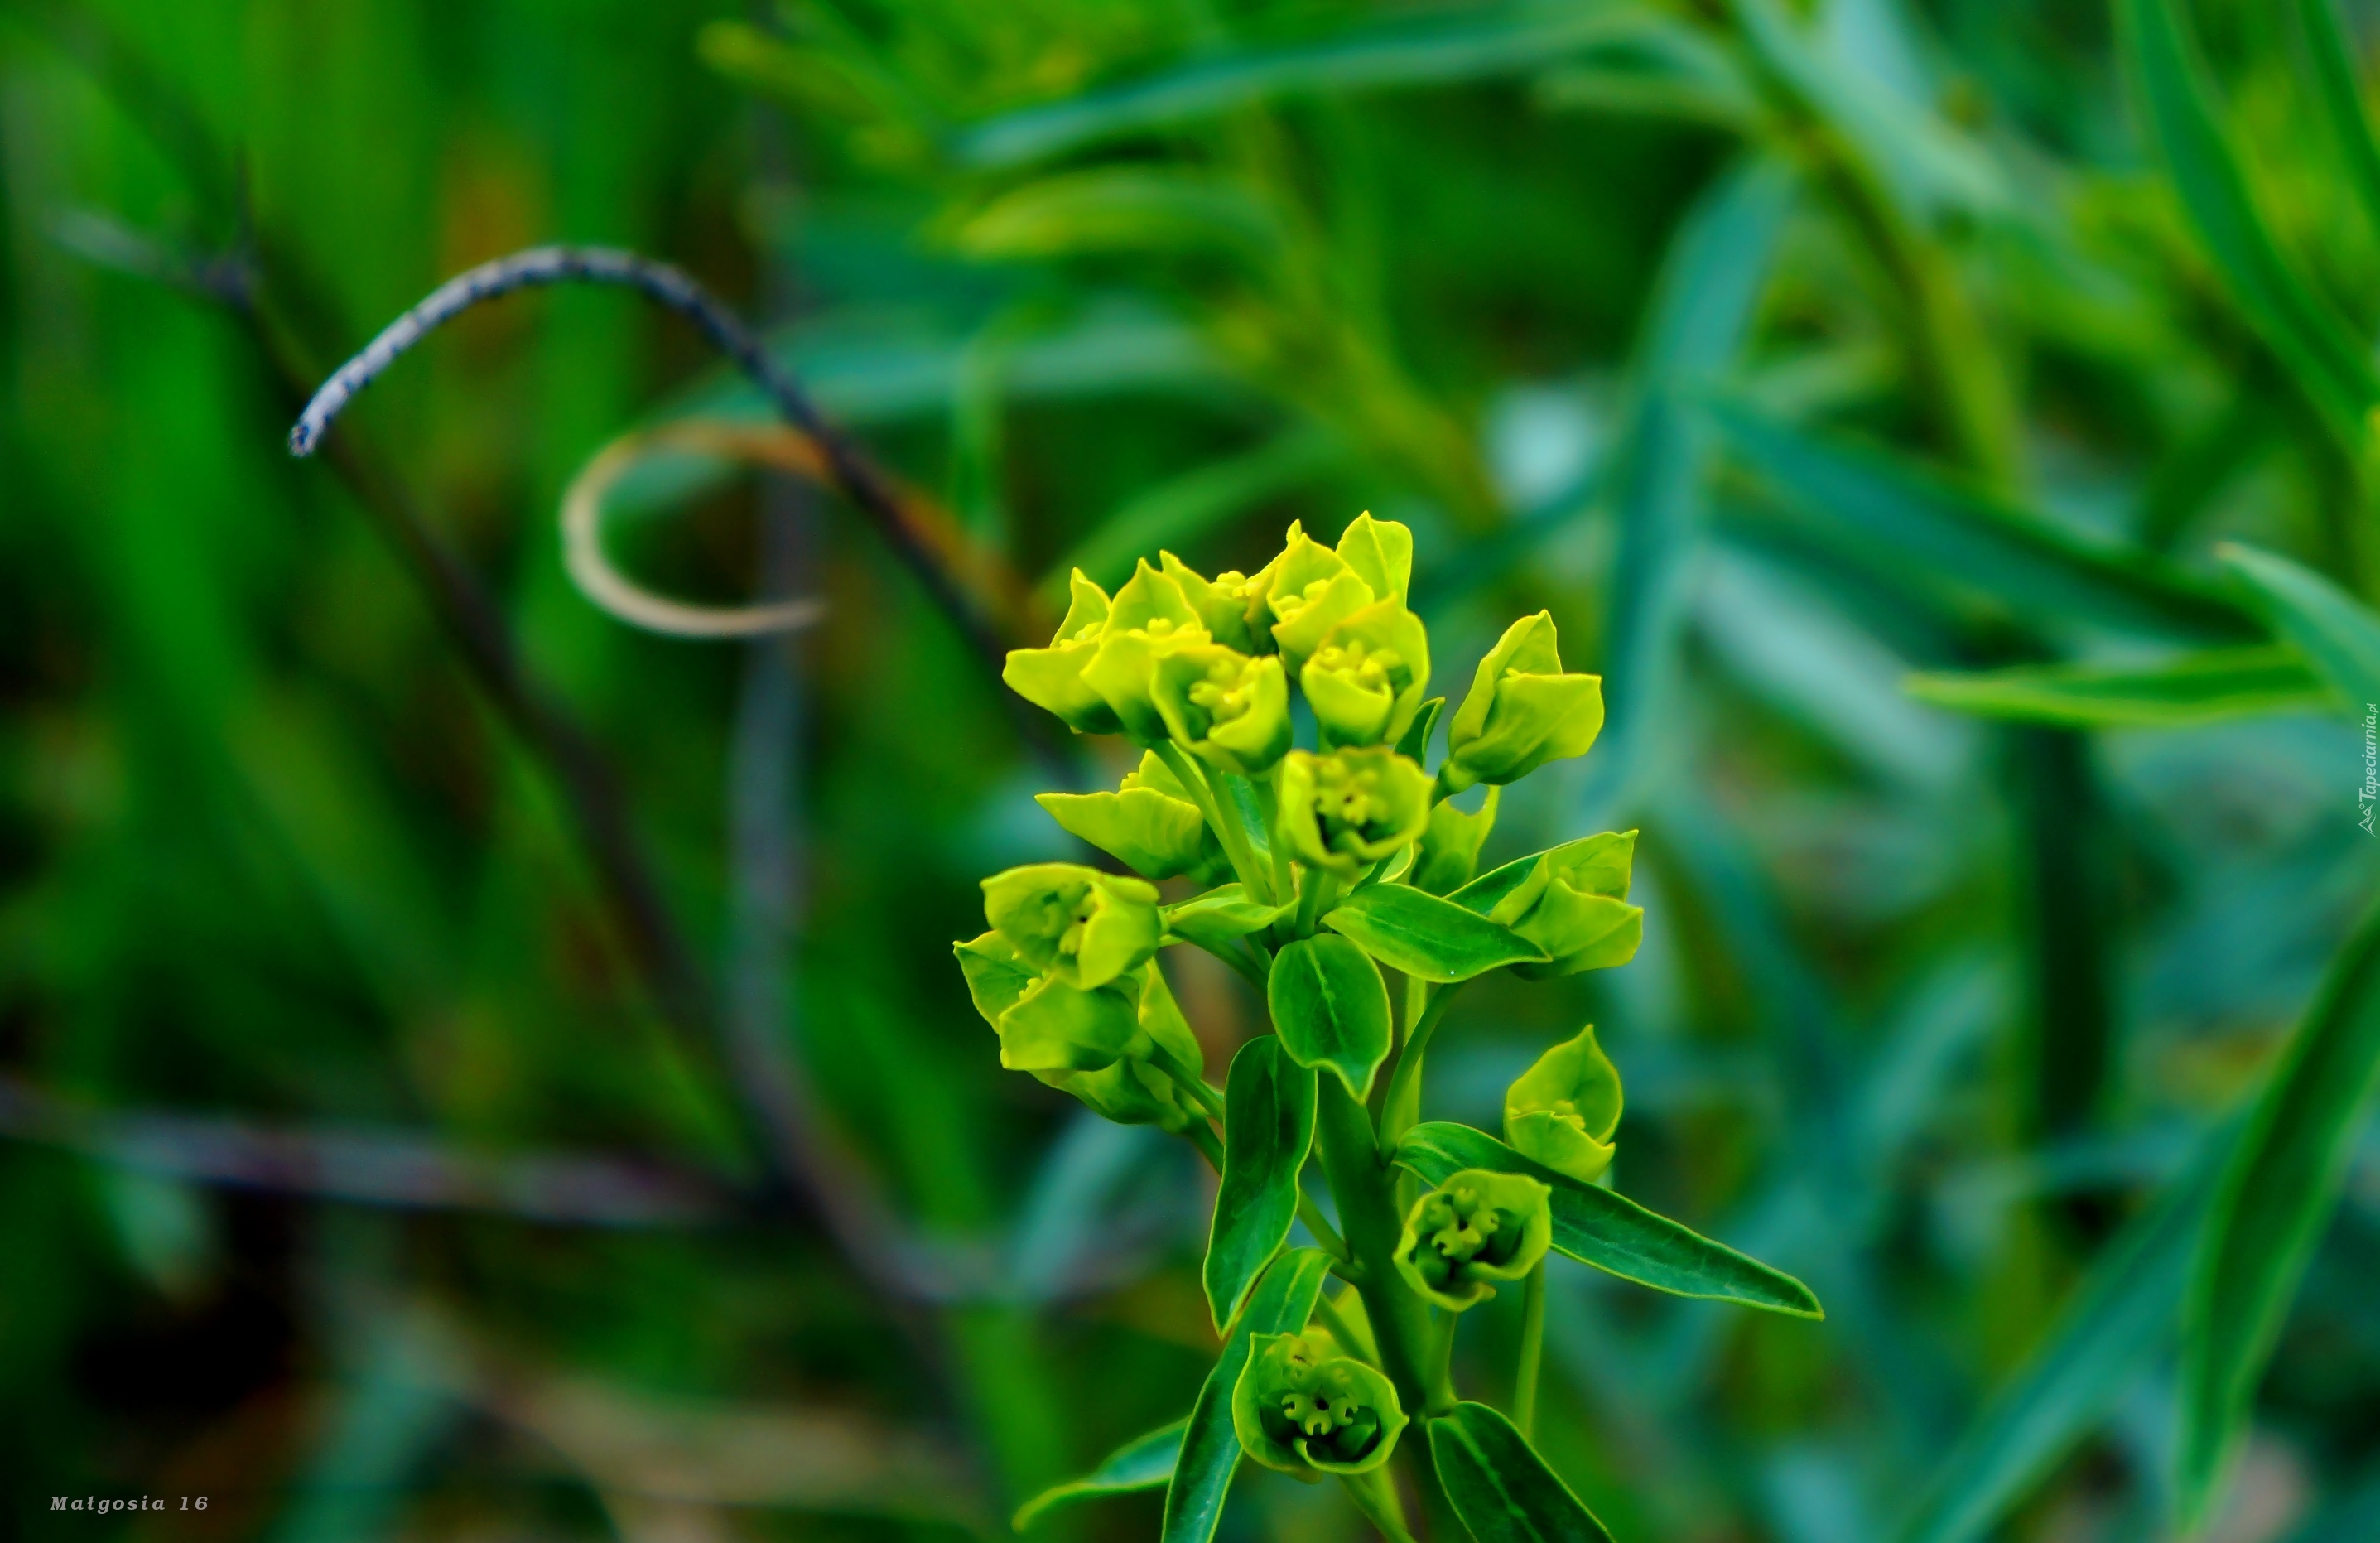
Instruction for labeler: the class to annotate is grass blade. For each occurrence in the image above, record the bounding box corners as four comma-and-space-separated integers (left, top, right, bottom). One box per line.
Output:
1905, 645, 2330, 726
1203, 1039, 1317, 1333
2218, 542, 2380, 709
2292, 0, 2380, 245
1396, 1122, 1822, 1316
2180, 903, 2380, 1523
1014, 1418, 1187, 1531
2117, 0, 2378, 436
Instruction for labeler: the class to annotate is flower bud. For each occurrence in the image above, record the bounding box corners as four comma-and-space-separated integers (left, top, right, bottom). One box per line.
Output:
1301, 599, 1431, 750
1332, 512, 1411, 606
1001, 571, 1125, 735
1473, 832, 1640, 979
1442, 611, 1604, 793
1392, 1169, 1553, 1311
1413, 787, 1497, 894
1153, 644, 1292, 774
1231, 1328, 1408, 1478
1160, 552, 1263, 653
1265, 526, 1376, 674
1035, 754, 1226, 882
1079, 561, 1212, 742
1504, 1025, 1623, 1184
980, 863, 1164, 989
1275, 748, 1432, 876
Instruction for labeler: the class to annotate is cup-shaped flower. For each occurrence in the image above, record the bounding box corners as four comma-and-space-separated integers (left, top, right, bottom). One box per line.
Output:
1231, 1328, 1408, 1478
1001, 571, 1123, 735
1477, 834, 1640, 979
1161, 552, 1264, 653
1505, 1025, 1623, 1184
1392, 1169, 1553, 1310
1332, 512, 1411, 606
1302, 599, 1430, 750
1265, 525, 1377, 673
1035, 753, 1226, 882
954, 934, 1205, 1130
1153, 644, 1291, 774
1276, 748, 1432, 876
1079, 560, 1212, 741
1442, 611, 1604, 793
980, 863, 1163, 990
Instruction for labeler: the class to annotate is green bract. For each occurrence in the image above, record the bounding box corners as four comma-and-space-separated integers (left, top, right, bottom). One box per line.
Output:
1454, 832, 1642, 979
1035, 753, 1226, 882
961, 516, 1821, 1541
1505, 1025, 1624, 1184
1442, 610, 1605, 793
1153, 644, 1292, 774
1231, 1328, 1408, 1478
980, 862, 1164, 989
1276, 746, 1432, 876
1393, 1169, 1554, 1310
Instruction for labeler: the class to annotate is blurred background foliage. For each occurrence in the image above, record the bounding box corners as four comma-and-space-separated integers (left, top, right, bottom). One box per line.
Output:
3, 0, 2380, 1539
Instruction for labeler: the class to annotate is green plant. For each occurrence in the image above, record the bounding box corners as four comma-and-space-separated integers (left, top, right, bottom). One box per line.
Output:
966, 514, 1820, 1540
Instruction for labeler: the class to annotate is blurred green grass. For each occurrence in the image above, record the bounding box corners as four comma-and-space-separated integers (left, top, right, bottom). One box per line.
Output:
4, 0, 2380, 1539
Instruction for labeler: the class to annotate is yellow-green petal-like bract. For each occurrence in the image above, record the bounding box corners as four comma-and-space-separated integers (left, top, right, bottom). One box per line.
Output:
1392, 1168, 1552, 1310
1152, 644, 1292, 774
1504, 1024, 1623, 1184
1001, 569, 1123, 735
1079, 559, 1212, 741
1443, 610, 1604, 792
1231, 1328, 1407, 1477
1275, 747, 1432, 876
980, 863, 1163, 989
1302, 598, 1431, 750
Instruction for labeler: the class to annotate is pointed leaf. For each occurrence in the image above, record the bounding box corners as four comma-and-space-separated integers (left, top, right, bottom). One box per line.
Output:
1014, 1418, 1187, 1531
1427, 1401, 1613, 1543
1396, 1122, 1820, 1317
2217, 542, 2380, 709
1164, 885, 1291, 949
2292, 0, 2380, 251
1268, 936, 1394, 1100
1162, 1248, 1331, 1543
2181, 903, 2380, 1522
1203, 1039, 1317, 1333
1705, 396, 2256, 640
1322, 884, 1548, 983
1905, 645, 2330, 727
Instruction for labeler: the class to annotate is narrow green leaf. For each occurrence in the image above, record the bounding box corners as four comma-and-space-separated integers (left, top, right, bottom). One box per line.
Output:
956, 7, 1656, 167
2218, 542, 2380, 709
1163, 1248, 1331, 1543
1395, 695, 1445, 763
1322, 883, 1547, 983
1203, 1039, 1317, 1333
1268, 936, 1395, 1100
1894, 1130, 2230, 1543
2181, 902, 2380, 1523
2293, 0, 2380, 248
1396, 1122, 1821, 1317
1164, 885, 1291, 949
1905, 645, 2330, 727
2118, 0, 2378, 436
1427, 1401, 1614, 1543
1706, 396, 2256, 640
1014, 1418, 1187, 1531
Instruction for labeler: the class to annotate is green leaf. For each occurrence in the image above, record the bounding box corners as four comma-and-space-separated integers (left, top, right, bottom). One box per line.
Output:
1395, 695, 1445, 763
2217, 542, 2380, 709
2117, 0, 2378, 436
1014, 1418, 1187, 1531
956, 7, 1658, 167
952, 166, 1287, 269
2292, 0, 2380, 250
2180, 902, 2380, 1523
1894, 1131, 2229, 1543
1395, 1122, 1821, 1317
1322, 884, 1548, 983
1426, 1401, 1614, 1543
1163, 1248, 1332, 1543
1204, 1039, 1317, 1333
1904, 645, 2330, 727
1705, 396, 2257, 640
1267, 936, 1395, 1100
1164, 885, 1291, 950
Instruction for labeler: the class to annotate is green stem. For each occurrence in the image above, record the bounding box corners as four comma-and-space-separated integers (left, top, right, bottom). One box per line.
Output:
1258, 771, 1295, 902
1298, 1189, 1353, 1268
1424, 1308, 1458, 1416
1186, 934, 1269, 990
1149, 1043, 1226, 1123
1184, 1118, 1224, 1172
1154, 741, 1269, 899
1377, 981, 1461, 1155
1514, 1261, 1545, 1438
1295, 866, 1342, 938
1310, 1075, 1461, 1539
1341, 1466, 1420, 1543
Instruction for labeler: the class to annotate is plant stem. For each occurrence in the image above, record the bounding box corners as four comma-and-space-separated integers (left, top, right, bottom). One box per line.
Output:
1296, 866, 1342, 938
1149, 1043, 1228, 1124
1298, 1189, 1354, 1268
1185, 1118, 1225, 1173
1155, 742, 1269, 899
1515, 1261, 1545, 1438
1425, 1308, 1458, 1416
1377, 982, 1461, 1155
1313, 1282, 1376, 1360
1310, 1075, 1461, 1539
1342, 1467, 1421, 1543
1258, 772, 1295, 902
